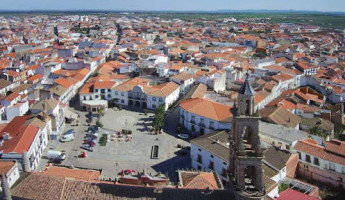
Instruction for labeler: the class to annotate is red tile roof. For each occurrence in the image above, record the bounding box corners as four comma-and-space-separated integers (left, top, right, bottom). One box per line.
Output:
41, 166, 100, 181
180, 171, 220, 190
27, 74, 43, 82
294, 139, 345, 166
0, 161, 16, 175
5, 92, 20, 102
94, 81, 116, 89
180, 98, 232, 122
275, 188, 319, 200
55, 77, 74, 89
0, 116, 39, 153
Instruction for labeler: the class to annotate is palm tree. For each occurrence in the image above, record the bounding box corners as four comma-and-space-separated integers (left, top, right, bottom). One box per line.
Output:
309, 125, 326, 138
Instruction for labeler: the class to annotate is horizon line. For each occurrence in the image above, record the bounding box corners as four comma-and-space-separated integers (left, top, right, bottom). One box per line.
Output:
0, 9, 344, 14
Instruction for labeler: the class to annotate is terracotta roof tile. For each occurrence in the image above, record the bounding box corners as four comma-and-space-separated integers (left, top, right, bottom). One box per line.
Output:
181, 171, 220, 189
0, 115, 39, 153
42, 166, 101, 181
55, 77, 74, 89
180, 98, 232, 122
94, 81, 116, 89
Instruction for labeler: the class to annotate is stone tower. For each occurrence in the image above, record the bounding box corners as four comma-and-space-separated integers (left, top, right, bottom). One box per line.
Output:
229, 74, 265, 200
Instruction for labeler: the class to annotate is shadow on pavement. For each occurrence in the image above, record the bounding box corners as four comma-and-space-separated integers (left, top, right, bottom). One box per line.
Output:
151, 155, 191, 183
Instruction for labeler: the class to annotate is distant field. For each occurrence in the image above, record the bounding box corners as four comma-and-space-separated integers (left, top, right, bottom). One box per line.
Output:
0, 11, 345, 30
153, 12, 345, 30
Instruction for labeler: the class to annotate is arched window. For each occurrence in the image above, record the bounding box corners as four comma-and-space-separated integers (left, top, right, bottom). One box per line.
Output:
244, 166, 256, 189
246, 100, 250, 115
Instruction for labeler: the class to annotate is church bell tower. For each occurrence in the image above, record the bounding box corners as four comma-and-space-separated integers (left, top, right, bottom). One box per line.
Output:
229, 73, 265, 200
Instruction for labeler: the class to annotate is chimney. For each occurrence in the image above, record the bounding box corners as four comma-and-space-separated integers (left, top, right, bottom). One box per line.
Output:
1, 174, 12, 200
3, 133, 11, 141
22, 151, 31, 172
42, 103, 47, 122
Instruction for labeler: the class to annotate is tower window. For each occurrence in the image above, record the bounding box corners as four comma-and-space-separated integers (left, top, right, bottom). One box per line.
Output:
246, 100, 250, 115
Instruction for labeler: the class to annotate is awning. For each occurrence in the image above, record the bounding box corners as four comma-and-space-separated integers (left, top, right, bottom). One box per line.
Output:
65, 110, 78, 120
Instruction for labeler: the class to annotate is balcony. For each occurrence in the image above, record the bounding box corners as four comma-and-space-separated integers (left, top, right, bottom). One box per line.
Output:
199, 123, 206, 128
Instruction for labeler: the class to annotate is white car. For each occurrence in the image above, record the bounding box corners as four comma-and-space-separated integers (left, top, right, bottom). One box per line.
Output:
60, 134, 74, 142
178, 134, 189, 139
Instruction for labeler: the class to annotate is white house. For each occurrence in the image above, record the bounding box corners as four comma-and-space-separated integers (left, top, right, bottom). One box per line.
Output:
31, 98, 66, 140
190, 131, 230, 186
0, 115, 51, 171
112, 77, 180, 111
169, 73, 196, 94
0, 160, 20, 189
294, 139, 345, 189
180, 98, 232, 136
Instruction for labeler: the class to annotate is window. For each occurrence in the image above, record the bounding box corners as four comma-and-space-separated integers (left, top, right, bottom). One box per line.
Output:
115, 91, 118, 95
159, 98, 163, 102
305, 155, 311, 163
198, 165, 202, 170
209, 161, 214, 170
108, 89, 111, 92
152, 104, 156, 109
222, 168, 227, 177
152, 97, 156, 101
200, 118, 204, 123
314, 157, 320, 166
191, 115, 195, 123
95, 89, 98, 92
223, 162, 227, 165
101, 89, 105, 93
210, 155, 214, 158
95, 95, 99, 98
198, 148, 201, 152
107, 94, 111, 98
329, 163, 335, 171
342, 167, 345, 174
121, 92, 124, 96
298, 152, 301, 160
121, 100, 124, 103
197, 154, 202, 164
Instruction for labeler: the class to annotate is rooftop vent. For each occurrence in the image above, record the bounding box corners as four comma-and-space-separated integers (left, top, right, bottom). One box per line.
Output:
3, 133, 11, 141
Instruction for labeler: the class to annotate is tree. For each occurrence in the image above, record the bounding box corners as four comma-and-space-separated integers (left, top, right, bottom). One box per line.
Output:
98, 108, 104, 117
152, 104, 166, 134
309, 125, 327, 138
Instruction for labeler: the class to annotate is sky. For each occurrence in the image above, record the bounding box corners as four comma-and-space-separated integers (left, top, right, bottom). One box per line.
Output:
1, 0, 345, 12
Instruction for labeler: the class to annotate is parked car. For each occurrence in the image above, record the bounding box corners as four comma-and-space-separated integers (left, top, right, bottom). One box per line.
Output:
177, 134, 189, 139
86, 132, 98, 137
84, 136, 97, 141
60, 134, 75, 142
119, 169, 136, 176
87, 125, 98, 133
63, 129, 75, 136
84, 140, 96, 147
81, 144, 94, 152
47, 150, 66, 160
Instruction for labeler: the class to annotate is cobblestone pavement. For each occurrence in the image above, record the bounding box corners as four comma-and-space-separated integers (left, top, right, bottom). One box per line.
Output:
38, 106, 190, 182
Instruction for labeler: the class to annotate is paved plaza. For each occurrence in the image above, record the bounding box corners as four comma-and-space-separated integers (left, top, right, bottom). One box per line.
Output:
38, 107, 190, 182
